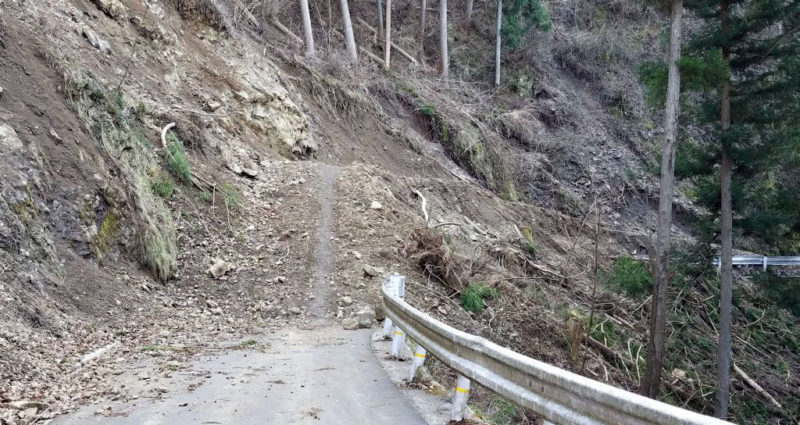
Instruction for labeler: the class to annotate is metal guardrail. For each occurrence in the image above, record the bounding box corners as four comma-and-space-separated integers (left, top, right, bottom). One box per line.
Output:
381, 275, 735, 425
711, 255, 800, 270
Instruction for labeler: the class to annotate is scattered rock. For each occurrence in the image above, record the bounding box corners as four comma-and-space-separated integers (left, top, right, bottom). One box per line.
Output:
369, 200, 383, 210
352, 251, 362, 260
81, 26, 111, 53
362, 265, 382, 278
241, 167, 259, 178
0, 124, 23, 152
207, 259, 233, 279
437, 306, 448, 316
289, 306, 302, 315
355, 306, 376, 328
0, 85, 4, 99
340, 296, 353, 306
91, 0, 127, 19
210, 307, 223, 315
205, 300, 219, 309
374, 303, 386, 321
341, 317, 359, 330
205, 99, 222, 112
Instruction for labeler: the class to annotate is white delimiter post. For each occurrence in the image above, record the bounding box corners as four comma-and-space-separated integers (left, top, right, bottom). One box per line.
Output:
386, 274, 406, 354
408, 345, 427, 380
382, 318, 394, 339
390, 327, 405, 357
451, 374, 471, 421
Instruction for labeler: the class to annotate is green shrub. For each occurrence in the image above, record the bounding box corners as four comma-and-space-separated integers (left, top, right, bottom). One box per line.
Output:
601, 256, 652, 298
220, 183, 242, 210
754, 272, 800, 315
165, 131, 191, 184
461, 284, 498, 312
152, 174, 175, 198
199, 191, 212, 203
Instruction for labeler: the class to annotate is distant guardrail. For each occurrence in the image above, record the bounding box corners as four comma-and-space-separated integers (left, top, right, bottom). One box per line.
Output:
712, 255, 800, 270
381, 275, 734, 425
632, 254, 800, 271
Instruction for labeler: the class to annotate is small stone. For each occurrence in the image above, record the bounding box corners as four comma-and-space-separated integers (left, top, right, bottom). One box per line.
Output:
0, 86, 4, 99
355, 306, 376, 328
210, 307, 223, 315
289, 306, 302, 315
205, 300, 219, 309
276, 276, 286, 283
340, 296, 353, 306
207, 259, 232, 279
205, 100, 222, 112
352, 251, 362, 260
81, 26, 111, 53
437, 306, 448, 316
241, 167, 259, 178
362, 265, 381, 277
0, 123, 23, 152
369, 200, 383, 210
341, 317, 359, 330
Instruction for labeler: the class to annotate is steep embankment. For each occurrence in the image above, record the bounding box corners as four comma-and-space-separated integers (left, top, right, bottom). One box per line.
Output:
1, 0, 797, 424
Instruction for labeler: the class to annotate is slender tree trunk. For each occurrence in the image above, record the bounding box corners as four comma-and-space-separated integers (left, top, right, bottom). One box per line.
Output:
466, 0, 474, 21
300, 0, 315, 55
327, 0, 333, 39
339, 0, 358, 63
639, 0, 682, 398
384, 0, 392, 69
377, 0, 384, 40
494, 0, 502, 85
439, 0, 448, 78
419, 0, 427, 61
716, 2, 733, 418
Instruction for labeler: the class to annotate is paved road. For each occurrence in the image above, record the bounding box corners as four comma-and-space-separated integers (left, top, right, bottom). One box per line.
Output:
52, 327, 427, 425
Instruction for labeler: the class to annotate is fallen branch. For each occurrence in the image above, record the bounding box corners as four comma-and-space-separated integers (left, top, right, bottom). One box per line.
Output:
412, 188, 429, 226
271, 19, 304, 45
733, 362, 782, 409
80, 341, 120, 364
355, 17, 419, 64
160, 122, 176, 149
432, 221, 462, 228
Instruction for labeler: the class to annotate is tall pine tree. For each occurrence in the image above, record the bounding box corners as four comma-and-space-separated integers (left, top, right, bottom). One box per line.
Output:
675, 0, 798, 417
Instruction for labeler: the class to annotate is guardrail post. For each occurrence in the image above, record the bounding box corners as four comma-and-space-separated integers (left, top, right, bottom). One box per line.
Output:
762, 256, 768, 271
382, 318, 394, 339
390, 326, 405, 357
451, 374, 471, 421
408, 345, 427, 380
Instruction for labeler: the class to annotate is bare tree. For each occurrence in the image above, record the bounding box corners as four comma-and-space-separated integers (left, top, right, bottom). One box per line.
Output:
377, 0, 384, 40
339, 0, 358, 62
418, 0, 427, 61
439, 0, 448, 78
494, 0, 502, 85
300, 0, 315, 55
639, 0, 683, 398
384, 0, 392, 69
716, 0, 733, 416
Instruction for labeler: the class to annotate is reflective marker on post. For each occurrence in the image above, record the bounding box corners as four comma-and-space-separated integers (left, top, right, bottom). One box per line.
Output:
451, 374, 471, 421
391, 327, 405, 357
408, 346, 427, 381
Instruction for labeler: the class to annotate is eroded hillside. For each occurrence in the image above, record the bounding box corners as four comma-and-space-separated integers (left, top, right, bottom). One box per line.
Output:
0, 0, 797, 423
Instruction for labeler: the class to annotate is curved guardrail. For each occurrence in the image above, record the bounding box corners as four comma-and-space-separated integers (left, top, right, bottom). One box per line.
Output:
381, 276, 735, 425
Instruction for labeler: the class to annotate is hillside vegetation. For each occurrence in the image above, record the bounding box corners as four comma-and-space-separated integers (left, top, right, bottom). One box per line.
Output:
0, 0, 797, 423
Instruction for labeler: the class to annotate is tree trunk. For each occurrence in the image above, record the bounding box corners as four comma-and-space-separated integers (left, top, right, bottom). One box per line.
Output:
327, 0, 333, 39
466, 0, 474, 21
300, 0, 315, 55
439, 0, 448, 78
384, 0, 392, 69
716, 1, 733, 418
494, 0, 502, 85
639, 0, 682, 399
419, 0, 427, 61
339, 0, 358, 63
377, 0, 384, 40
